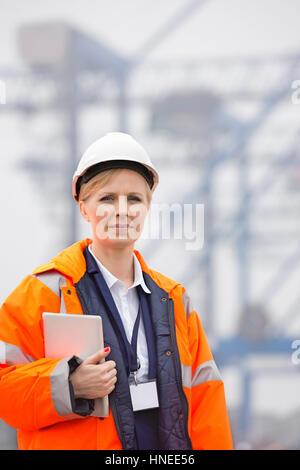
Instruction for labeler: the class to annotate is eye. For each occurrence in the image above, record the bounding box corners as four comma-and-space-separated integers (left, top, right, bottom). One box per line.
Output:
99, 195, 141, 202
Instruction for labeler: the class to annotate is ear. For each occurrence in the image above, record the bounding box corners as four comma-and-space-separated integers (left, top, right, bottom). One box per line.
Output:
79, 200, 90, 223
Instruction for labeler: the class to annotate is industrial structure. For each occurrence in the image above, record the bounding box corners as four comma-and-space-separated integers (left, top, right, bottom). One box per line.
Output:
0, 1, 300, 449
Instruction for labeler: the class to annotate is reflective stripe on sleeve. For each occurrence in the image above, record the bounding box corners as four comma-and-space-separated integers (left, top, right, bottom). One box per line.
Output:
192, 359, 222, 387
182, 291, 195, 320
181, 363, 192, 388
0, 341, 35, 365
0, 341, 75, 418
49, 357, 74, 417
32, 272, 67, 313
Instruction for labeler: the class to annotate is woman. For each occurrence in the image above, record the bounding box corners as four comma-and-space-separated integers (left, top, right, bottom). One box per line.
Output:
0, 132, 233, 450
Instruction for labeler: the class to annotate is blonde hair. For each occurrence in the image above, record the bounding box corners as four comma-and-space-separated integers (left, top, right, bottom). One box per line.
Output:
78, 168, 152, 207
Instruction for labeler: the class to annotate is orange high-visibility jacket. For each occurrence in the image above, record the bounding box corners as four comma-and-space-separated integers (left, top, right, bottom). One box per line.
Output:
0, 238, 233, 450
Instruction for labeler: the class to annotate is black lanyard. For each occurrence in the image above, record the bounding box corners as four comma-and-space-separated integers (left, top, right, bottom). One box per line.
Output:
84, 246, 157, 380
128, 300, 142, 375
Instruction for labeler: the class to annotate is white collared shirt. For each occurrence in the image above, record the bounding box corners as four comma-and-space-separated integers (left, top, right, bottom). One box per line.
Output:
88, 244, 151, 383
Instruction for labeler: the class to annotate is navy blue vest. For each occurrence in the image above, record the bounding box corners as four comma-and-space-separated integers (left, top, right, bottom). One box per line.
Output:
83, 246, 160, 449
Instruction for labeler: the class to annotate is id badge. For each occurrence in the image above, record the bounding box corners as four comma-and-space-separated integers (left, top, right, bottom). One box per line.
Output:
129, 379, 159, 412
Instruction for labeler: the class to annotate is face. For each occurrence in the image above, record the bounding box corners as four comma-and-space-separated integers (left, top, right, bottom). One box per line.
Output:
79, 169, 150, 248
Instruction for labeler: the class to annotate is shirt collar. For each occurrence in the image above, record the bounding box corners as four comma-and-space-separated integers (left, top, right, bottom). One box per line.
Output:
88, 244, 151, 294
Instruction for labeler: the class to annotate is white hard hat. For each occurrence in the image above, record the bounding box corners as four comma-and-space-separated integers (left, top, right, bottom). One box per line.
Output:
72, 132, 159, 202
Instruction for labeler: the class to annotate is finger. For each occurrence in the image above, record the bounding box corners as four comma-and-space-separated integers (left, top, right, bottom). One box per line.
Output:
103, 361, 117, 370
105, 368, 117, 381
107, 383, 116, 393
101, 369, 117, 385
101, 360, 116, 372
84, 347, 110, 365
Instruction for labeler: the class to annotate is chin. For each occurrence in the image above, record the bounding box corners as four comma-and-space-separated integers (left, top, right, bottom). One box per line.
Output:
95, 233, 137, 247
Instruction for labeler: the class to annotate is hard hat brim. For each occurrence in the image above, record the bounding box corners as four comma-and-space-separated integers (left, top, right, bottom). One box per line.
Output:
73, 156, 159, 202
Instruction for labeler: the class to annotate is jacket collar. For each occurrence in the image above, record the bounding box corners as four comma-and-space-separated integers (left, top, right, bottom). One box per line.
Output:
32, 238, 169, 290
86, 244, 151, 294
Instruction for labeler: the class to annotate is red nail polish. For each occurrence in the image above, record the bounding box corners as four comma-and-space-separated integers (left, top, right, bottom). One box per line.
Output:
104, 347, 110, 352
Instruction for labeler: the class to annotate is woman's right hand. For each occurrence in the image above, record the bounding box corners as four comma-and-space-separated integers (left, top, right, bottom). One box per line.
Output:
69, 347, 117, 399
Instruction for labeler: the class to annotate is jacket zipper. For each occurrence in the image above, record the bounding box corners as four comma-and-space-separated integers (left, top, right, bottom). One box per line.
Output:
167, 297, 193, 450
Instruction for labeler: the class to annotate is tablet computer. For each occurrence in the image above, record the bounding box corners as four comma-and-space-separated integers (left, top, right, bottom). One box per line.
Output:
42, 312, 109, 417
43, 312, 104, 360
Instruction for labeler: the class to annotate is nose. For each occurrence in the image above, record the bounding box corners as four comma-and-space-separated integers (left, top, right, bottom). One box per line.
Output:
115, 195, 129, 219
